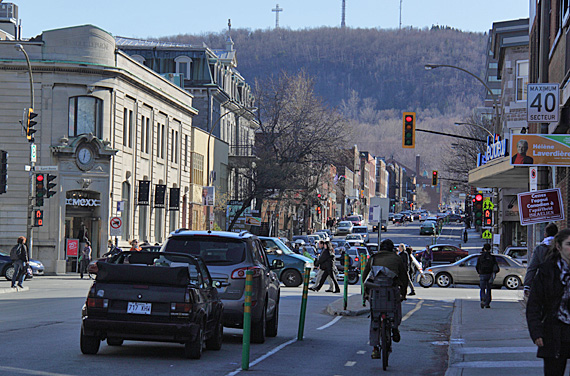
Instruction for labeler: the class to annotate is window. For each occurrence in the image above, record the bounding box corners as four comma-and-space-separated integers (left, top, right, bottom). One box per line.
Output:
161, 124, 165, 159
175, 56, 192, 80
145, 117, 150, 153
156, 122, 161, 158
487, 76, 500, 82
68, 96, 103, 138
131, 54, 146, 65
123, 108, 128, 146
488, 62, 498, 69
128, 110, 133, 148
184, 135, 188, 167
174, 131, 178, 164
191, 153, 204, 185
140, 115, 146, 153
516, 60, 529, 102
497, 257, 510, 267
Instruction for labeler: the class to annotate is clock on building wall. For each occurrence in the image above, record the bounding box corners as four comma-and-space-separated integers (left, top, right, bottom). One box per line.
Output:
75, 143, 96, 171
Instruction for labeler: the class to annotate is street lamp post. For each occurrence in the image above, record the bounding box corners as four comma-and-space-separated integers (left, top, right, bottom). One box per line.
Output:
15, 44, 35, 258
425, 64, 500, 136
454, 122, 494, 139
205, 106, 257, 229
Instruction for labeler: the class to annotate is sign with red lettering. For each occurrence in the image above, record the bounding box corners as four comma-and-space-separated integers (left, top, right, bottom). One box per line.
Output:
517, 188, 564, 226
66, 238, 79, 257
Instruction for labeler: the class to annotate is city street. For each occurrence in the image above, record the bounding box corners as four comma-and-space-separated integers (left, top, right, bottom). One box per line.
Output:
0, 222, 525, 376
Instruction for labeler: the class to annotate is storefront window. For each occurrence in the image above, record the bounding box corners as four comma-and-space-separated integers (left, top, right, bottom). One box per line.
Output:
68, 96, 103, 138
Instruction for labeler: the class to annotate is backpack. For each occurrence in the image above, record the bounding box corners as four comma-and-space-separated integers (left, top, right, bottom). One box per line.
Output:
10, 244, 22, 261
479, 253, 495, 274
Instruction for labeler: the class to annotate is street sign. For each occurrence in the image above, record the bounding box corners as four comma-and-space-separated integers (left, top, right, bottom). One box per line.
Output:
245, 217, 261, 226
31, 144, 37, 163
117, 201, 125, 212
482, 199, 494, 211
34, 165, 58, 172
527, 83, 559, 122
110, 216, 122, 236
530, 167, 538, 191
482, 230, 493, 239
517, 188, 565, 225
493, 234, 501, 245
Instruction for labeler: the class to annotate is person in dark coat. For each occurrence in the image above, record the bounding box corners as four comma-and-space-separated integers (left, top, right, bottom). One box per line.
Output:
310, 241, 340, 293
527, 228, 570, 376
10, 236, 29, 288
476, 243, 499, 309
525, 223, 559, 295
397, 243, 416, 296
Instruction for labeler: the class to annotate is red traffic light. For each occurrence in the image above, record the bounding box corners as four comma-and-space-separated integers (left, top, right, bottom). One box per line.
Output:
36, 174, 44, 182
475, 194, 483, 202
405, 115, 412, 122
317, 193, 321, 198
433, 171, 437, 176
472, 199, 476, 203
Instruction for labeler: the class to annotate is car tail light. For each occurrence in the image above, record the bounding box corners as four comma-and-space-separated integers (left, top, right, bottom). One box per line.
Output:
355, 256, 359, 262
87, 297, 108, 309
171, 302, 192, 312
231, 266, 262, 279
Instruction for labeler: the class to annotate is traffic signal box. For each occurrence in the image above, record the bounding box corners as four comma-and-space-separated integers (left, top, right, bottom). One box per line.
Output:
473, 194, 483, 227
432, 170, 438, 186
483, 205, 493, 227
0, 150, 7, 194
25, 108, 38, 142
46, 174, 57, 198
402, 112, 416, 148
33, 209, 43, 227
35, 174, 45, 206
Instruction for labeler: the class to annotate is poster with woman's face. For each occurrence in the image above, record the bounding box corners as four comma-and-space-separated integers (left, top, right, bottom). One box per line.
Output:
511, 134, 570, 166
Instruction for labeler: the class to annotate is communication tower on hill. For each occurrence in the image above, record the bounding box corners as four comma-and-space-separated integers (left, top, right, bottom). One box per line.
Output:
341, 0, 346, 28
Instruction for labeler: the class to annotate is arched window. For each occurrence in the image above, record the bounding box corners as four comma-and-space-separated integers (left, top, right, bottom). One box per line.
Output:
131, 54, 145, 65
68, 96, 103, 138
175, 56, 192, 80
121, 181, 131, 240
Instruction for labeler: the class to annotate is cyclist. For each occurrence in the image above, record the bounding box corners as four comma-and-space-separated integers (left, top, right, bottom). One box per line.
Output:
362, 239, 408, 359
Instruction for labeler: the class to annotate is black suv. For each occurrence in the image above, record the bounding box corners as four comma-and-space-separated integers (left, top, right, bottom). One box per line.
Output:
161, 230, 283, 344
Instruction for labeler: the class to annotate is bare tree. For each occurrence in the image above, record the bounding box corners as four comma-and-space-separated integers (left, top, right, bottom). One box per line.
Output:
228, 72, 351, 231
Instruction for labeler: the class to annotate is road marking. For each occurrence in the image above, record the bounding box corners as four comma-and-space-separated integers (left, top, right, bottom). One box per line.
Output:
317, 315, 342, 330
357, 350, 366, 354
225, 338, 297, 376
458, 347, 536, 354
344, 361, 357, 366
402, 299, 423, 322
452, 360, 541, 368
0, 367, 73, 376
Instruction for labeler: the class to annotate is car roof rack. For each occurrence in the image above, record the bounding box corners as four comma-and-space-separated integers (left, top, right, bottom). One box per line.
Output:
238, 230, 250, 237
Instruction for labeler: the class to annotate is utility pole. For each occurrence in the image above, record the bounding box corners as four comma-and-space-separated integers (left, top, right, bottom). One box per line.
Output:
341, 0, 346, 28
272, 4, 283, 29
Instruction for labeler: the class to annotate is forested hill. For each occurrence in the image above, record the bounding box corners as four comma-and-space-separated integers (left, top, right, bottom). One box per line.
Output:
160, 26, 487, 114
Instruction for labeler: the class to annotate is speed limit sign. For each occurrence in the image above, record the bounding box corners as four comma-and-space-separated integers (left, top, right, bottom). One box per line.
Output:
527, 83, 559, 122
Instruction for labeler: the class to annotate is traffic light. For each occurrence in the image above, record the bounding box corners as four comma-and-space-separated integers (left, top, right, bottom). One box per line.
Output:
432, 170, 438, 186
35, 174, 45, 206
473, 194, 483, 227
453, 184, 457, 190
483, 206, 492, 227
0, 150, 7, 195
25, 108, 38, 142
402, 112, 416, 148
46, 174, 57, 198
33, 209, 43, 227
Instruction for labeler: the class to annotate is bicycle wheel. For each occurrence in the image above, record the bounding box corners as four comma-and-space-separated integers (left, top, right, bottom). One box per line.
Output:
381, 318, 391, 370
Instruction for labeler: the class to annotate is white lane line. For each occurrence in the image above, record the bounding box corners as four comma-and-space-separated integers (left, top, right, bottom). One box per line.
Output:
317, 315, 343, 330
225, 338, 297, 376
458, 347, 536, 354
344, 361, 357, 366
402, 299, 423, 322
452, 361, 542, 368
0, 367, 73, 376
357, 350, 366, 355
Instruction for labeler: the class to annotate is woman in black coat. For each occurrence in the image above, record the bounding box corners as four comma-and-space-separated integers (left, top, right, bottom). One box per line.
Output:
310, 241, 340, 293
526, 228, 570, 376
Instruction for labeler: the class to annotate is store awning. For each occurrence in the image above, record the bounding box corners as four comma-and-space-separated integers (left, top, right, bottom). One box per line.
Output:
468, 156, 529, 189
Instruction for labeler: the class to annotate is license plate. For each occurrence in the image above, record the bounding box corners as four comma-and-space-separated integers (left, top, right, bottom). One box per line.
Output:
127, 302, 151, 315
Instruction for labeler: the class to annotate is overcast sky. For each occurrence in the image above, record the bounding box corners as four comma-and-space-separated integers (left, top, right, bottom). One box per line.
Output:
17, 0, 529, 39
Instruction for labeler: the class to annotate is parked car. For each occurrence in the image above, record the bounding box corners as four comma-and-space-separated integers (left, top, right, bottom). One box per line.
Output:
160, 230, 283, 343
414, 244, 468, 264
307, 234, 321, 245
448, 213, 463, 223
140, 243, 161, 252
419, 220, 438, 236
319, 229, 333, 238
336, 221, 354, 235
80, 252, 224, 358
345, 234, 365, 247
351, 226, 370, 243
315, 231, 330, 242
419, 253, 525, 290
0, 249, 44, 280
388, 213, 395, 221
292, 235, 311, 245
346, 215, 362, 226
504, 246, 528, 265
258, 236, 315, 287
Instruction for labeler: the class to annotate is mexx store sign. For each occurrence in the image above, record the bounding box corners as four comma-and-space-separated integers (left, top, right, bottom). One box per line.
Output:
477, 135, 509, 167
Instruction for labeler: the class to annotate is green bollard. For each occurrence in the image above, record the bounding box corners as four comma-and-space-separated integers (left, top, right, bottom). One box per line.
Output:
343, 253, 349, 310
297, 267, 311, 340
360, 257, 366, 306
241, 270, 253, 370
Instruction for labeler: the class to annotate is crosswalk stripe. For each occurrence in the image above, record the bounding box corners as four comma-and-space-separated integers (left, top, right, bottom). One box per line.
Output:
451, 361, 542, 368
458, 347, 536, 354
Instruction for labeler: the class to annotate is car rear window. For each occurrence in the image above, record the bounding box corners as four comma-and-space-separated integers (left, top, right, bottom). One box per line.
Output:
347, 216, 360, 222
163, 236, 246, 265
352, 227, 367, 233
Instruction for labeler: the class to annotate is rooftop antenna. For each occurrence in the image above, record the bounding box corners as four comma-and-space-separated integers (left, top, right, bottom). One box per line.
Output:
341, 0, 346, 28
272, 4, 283, 29
399, 0, 403, 29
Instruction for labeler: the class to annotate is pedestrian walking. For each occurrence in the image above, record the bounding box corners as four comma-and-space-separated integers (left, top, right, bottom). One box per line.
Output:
79, 240, 92, 279
476, 243, 499, 308
10, 236, 28, 288
526, 228, 570, 376
310, 241, 340, 293
525, 223, 559, 296
404, 246, 417, 295
397, 243, 416, 295
421, 245, 433, 269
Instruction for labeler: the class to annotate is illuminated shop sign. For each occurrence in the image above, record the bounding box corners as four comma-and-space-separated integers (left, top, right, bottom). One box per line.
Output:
477, 135, 509, 167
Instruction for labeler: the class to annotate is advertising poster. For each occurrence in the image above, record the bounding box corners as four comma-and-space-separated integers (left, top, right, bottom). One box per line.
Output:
511, 134, 570, 166
517, 188, 564, 226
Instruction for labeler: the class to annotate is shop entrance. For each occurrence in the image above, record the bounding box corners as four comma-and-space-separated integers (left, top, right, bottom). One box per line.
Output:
64, 191, 101, 272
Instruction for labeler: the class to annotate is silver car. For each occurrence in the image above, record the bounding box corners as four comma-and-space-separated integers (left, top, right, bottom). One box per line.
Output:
161, 230, 283, 343
336, 221, 353, 235
419, 253, 525, 290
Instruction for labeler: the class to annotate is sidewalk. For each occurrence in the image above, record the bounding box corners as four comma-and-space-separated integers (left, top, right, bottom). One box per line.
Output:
445, 299, 539, 375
